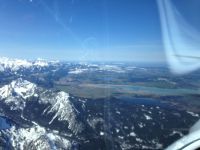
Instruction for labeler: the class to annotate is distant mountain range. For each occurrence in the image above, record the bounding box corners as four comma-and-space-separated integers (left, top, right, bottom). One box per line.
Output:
0, 57, 59, 72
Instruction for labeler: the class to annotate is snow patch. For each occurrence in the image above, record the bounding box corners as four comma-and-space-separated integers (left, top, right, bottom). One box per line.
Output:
136, 137, 143, 143
186, 111, 199, 117
130, 132, 136, 137
68, 68, 88, 74
144, 114, 152, 120
100, 131, 104, 136
138, 122, 145, 128
170, 130, 184, 137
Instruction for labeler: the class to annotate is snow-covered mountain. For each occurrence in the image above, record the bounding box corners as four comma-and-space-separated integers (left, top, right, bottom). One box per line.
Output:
0, 79, 37, 111
0, 57, 57, 72
0, 78, 37, 99
1, 122, 72, 150
0, 79, 84, 149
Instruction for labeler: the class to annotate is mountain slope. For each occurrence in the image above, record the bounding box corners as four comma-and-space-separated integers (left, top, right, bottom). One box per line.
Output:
0, 79, 84, 149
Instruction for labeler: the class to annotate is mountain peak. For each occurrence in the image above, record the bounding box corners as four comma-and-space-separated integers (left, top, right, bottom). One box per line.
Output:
0, 78, 36, 99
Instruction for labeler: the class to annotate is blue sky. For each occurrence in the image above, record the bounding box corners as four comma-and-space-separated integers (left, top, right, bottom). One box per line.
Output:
0, 0, 195, 62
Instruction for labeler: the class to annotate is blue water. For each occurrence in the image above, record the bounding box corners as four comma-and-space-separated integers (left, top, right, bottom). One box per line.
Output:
119, 97, 169, 108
